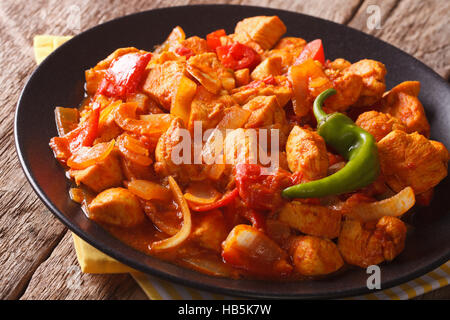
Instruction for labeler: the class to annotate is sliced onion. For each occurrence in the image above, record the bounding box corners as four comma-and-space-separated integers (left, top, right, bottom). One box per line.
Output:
69, 187, 95, 215
69, 188, 84, 203
128, 179, 172, 201
55, 107, 79, 136
216, 105, 251, 129
150, 176, 192, 251
115, 103, 173, 137
139, 114, 174, 134
122, 134, 149, 156
99, 100, 121, 128
67, 139, 115, 170
183, 182, 221, 205
343, 187, 415, 222
116, 134, 152, 166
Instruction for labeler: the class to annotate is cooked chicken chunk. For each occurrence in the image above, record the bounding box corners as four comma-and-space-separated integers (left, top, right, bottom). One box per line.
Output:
279, 202, 342, 239
356, 110, 407, 142
232, 79, 292, 108
326, 69, 363, 112
88, 187, 145, 227
188, 86, 237, 131
250, 56, 282, 81
70, 152, 123, 193
243, 95, 283, 128
242, 95, 289, 144
223, 128, 259, 165
267, 37, 307, 73
289, 59, 363, 114
290, 236, 344, 276
274, 37, 307, 51
378, 130, 449, 194
234, 68, 250, 87
380, 81, 430, 137
191, 210, 229, 252
346, 59, 386, 107
234, 16, 287, 50
324, 58, 352, 76
143, 60, 185, 110
154, 118, 199, 183
286, 126, 329, 180
178, 36, 210, 56
338, 216, 406, 268
430, 140, 450, 163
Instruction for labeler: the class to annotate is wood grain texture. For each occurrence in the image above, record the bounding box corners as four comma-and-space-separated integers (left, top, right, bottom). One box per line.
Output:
1, 0, 448, 300
349, 0, 450, 79
19, 231, 147, 300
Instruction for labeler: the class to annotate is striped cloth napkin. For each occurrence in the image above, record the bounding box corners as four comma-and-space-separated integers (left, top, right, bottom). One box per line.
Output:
36, 35, 449, 300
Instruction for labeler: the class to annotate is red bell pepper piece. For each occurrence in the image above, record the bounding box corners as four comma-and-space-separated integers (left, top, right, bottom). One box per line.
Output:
188, 188, 239, 212
49, 103, 100, 163
206, 29, 226, 50
97, 52, 152, 99
294, 39, 325, 65
68, 104, 100, 151
216, 42, 260, 70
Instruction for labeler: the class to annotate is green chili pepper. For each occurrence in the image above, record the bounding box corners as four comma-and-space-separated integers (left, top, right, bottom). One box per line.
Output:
282, 88, 380, 199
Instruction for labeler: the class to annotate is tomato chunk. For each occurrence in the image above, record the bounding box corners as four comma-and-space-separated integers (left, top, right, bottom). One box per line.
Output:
206, 29, 226, 50
50, 104, 100, 163
68, 105, 100, 152
97, 52, 152, 99
294, 39, 325, 65
216, 43, 260, 70
235, 164, 291, 211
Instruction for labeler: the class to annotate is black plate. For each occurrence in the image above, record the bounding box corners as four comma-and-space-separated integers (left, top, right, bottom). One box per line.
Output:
14, 4, 450, 299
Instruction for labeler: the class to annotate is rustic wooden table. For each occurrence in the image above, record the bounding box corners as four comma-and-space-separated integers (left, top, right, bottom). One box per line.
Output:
1, 0, 449, 300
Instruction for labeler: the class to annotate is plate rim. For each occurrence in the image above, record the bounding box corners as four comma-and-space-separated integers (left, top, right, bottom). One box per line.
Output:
14, 3, 450, 299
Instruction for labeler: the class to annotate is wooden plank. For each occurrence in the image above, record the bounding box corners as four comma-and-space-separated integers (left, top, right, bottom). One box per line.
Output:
348, 0, 450, 79
186, 0, 364, 24
0, 188, 66, 299
0, 1, 67, 300
20, 231, 147, 300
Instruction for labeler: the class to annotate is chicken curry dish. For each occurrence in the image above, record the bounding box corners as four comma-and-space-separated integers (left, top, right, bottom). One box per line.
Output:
49, 16, 449, 279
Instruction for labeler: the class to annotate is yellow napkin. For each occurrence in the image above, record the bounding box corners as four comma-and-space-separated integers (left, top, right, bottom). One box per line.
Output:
72, 234, 135, 273
34, 35, 449, 300
33, 35, 73, 64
